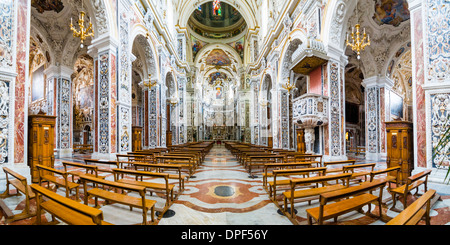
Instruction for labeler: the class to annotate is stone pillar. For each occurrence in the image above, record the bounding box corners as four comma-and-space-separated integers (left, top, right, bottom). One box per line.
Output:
408, 0, 450, 172
148, 78, 160, 148
55, 66, 74, 158
362, 76, 393, 161
88, 36, 119, 159
117, 7, 132, 154
325, 57, 347, 161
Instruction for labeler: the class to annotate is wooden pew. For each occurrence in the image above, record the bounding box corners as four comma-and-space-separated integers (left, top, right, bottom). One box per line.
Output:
262, 161, 321, 190
112, 168, 174, 219
246, 154, 285, 178
62, 161, 105, 182
342, 162, 377, 183
390, 169, 432, 212
36, 164, 80, 201
127, 161, 187, 192
84, 159, 120, 174
154, 155, 195, 177
306, 179, 388, 225
0, 167, 36, 222
30, 184, 112, 225
282, 173, 353, 224
386, 189, 436, 225
323, 160, 356, 174
79, 175, 157, 225
268, 167, 328, 200
369, 166, 401, 207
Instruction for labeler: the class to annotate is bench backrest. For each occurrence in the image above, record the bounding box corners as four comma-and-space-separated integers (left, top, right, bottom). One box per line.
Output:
369, 166, 401, 182
386, 189, 436, 225
408, 169, 432, 185
343, 163, 376, 173
112, 168, 169, 182
2, 167, 27, 183
62, 161, 99, 176
323, 160, 356, 166
79, 175, 146, 196
30, 183, 103, 225
320, 179, 387, 204
36, 164, 68, 182
273, 167, 327, 177
2, 167, 31, 197
290, 172, 352, 188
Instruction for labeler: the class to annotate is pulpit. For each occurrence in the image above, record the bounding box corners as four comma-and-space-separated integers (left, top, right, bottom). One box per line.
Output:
28, 114, 56, 183
132, 126, 143, 152
385, 121, 414, 184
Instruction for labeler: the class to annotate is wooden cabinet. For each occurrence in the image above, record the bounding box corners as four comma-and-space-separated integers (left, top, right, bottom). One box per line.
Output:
385, 121, 414, 185
296, 128, 306, 153
28, 115, 56, 183
132, 126, 143, 152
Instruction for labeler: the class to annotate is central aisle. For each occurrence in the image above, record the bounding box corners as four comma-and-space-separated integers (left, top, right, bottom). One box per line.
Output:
158, 144, 292, 225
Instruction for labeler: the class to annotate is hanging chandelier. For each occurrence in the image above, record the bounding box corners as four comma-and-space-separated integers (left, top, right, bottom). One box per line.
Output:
346, 24, 370, 59
70, 2, 94, 48
345, 1, 370, 60
282, 77, 296, 94
143, 74, 157, 89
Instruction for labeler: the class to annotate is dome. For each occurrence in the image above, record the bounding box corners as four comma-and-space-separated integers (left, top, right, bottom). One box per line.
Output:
188, 1, 247, 39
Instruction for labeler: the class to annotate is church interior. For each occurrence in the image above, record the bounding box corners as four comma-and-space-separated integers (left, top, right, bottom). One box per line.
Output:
0, 0, 449, 227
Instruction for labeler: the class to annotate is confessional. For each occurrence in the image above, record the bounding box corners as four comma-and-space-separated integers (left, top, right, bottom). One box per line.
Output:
28, 114, 56, 183
385, 121, 414, 184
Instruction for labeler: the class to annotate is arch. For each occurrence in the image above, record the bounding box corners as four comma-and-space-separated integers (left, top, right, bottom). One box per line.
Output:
193, 43, 243, 68
130, 23, 160, 80
322, 0, 357, 51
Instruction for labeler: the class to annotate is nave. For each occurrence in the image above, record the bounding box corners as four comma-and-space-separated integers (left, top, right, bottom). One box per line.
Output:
1, 142, 449, 225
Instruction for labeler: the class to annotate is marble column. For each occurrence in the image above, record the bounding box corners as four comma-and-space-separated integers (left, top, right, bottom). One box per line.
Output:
88, 36, 119, 159
117, 7, 132, 154
408, 0, 450, 171
325, 57, 347, 161
54, 66, 74, 158
362, 76, 394, 161
148, 78, 160, 148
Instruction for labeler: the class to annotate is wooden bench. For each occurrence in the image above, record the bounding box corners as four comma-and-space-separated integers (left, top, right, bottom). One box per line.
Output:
0, 167, 36, 222
282, 173, 353, 223
30, 184, 112, 225
343, 163, 377, 183
112, 168, 175, 219
154, 155, 195, 177
62, 161, 105, 183
246, 154, 285, 178
36, 164, 80, 201
79, 175, 156, 225
390, 169, 432, 212
84, 159, 120, 174
323, 160, 356, 174
128, 161, 188, 192
386, 189, 436, 225
268, 167, 328, 201
262, 161, 321, 190
306, 179, 388, 225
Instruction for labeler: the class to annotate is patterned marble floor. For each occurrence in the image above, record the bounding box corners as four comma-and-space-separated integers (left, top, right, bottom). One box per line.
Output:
1, 144, 450, 225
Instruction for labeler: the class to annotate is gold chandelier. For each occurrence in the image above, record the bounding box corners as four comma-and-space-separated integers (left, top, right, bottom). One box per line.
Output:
70, 8, 94, 48
346, 24, 370, 59
143, 74, 157, 89
282, 77, 295, 94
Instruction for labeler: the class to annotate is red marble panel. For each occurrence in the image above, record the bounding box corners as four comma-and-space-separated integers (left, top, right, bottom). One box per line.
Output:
14, 0, 28, 164
110, 54, 116, 153
413, 10, 426, 168
309, 66, 322, 94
